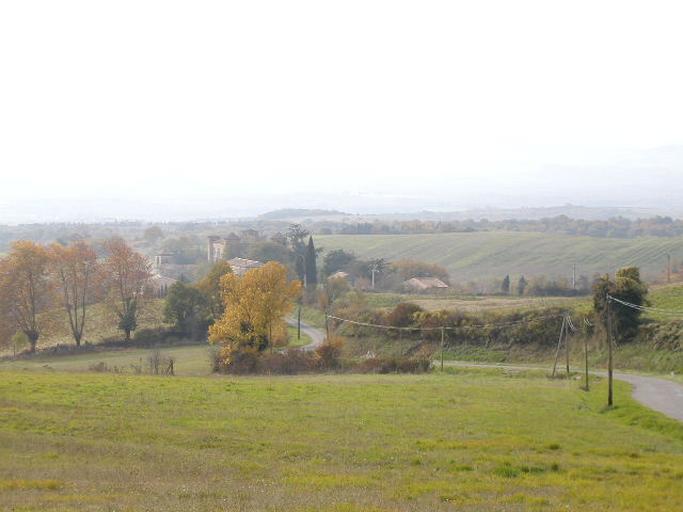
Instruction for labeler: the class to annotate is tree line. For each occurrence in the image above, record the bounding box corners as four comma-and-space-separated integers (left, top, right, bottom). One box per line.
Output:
326, 215, 683, 239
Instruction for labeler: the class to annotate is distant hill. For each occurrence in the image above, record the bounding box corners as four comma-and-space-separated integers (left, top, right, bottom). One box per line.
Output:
259, 208, 349, 220
365, 205, 658, 222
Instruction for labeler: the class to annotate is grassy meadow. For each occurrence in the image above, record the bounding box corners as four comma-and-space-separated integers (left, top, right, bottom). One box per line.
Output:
1, 368, 682, 511
0, 344, 213, 376
12, 299, 170, 353
360, 291, 588, 314
317, 232, 683, 283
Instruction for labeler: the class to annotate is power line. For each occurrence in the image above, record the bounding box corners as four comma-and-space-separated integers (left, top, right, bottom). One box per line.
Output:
607, 294, 683, 317
326, 313, 563, 333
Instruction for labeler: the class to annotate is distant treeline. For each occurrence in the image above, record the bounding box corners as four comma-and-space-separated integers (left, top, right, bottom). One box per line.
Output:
323, 215, 683, 238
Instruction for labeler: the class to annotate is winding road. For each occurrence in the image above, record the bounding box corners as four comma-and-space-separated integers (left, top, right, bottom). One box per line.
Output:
287, 318, 326, 352
613, 372, 683, 421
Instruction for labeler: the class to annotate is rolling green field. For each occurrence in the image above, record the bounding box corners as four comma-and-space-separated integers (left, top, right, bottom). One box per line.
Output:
318, 232, 683, 282
12, 299, 170, 354
0, 344, 214, 376
1, 369, 682, 511
0, 329, 312, 376
361, 291, 588, 314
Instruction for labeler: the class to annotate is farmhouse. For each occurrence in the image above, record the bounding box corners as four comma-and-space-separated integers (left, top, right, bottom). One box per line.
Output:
227, 257, 264, 276
328, 271, 350, 281
403, 277, 449, 292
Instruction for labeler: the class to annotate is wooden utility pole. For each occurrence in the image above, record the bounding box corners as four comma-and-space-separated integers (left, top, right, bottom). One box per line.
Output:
565, 316, 570, 376
584, 329, 590, 391
551, 317, 566, 378
440, 327, 445, 371
607, 295, 614, 407
297, 305, 301, 340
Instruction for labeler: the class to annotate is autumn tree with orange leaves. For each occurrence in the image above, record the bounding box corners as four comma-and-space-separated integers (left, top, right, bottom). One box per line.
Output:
209, 261, 302, 368
102, 238, 152, 341
0, 241, 52, 352
49, 241, 101, 346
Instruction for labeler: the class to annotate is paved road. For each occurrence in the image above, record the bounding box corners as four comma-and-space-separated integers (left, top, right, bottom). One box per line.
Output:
447, 361, 683, 422
614, 372, 683, 421
287, 318, 326, 351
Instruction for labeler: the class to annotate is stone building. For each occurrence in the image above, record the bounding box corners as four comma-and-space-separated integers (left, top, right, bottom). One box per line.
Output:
207, 230, 263, 263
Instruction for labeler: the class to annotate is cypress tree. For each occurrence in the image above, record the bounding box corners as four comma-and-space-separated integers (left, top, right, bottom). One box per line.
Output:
305, 236, 318, 288
501, 274, 511, 295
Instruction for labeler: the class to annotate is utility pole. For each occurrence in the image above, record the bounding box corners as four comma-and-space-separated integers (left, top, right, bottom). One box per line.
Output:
607, 294, 614, 407
584, 328, 590, 391
565, 316, 570, 376
297, 305, 301, 340
440, 326, 445, 371
370, 265, 378, 290
551, 317, 566, 378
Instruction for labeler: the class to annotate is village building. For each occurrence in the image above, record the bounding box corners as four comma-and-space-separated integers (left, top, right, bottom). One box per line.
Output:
149, 273, 177, 298
403, 276, 449, 292
227, 257, 264, 276
207, 230, 263, 263
328, 271, 350, 281
154, 253, 174, 268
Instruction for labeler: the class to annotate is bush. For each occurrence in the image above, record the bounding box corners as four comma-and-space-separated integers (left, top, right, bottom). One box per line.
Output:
260, 351, 317, 374
355, 355, 432, 374
220, 347, 261, 374
387, 303, 423, 327
88, 361, 123, 373
315, 336, 344, 370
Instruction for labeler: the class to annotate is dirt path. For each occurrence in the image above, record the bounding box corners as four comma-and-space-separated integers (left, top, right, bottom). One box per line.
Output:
447, 361, 683, 422
287, 319, 326, 351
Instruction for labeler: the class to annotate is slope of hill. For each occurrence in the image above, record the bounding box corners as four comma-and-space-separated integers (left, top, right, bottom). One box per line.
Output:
317, 232, 682, 282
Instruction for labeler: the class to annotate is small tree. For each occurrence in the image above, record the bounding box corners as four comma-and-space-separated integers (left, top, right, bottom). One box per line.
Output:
209, 262, 302, 368
0, 241, 52, 352
102, 238, 152, 342
196, 260, 233, 322
387, 303, 423, 327
164, 282, 209, 338
287, 224, 309, 281
501, 274, 511, 295
316, 335, 344, 370
322, 249, 356, 277
517, 275, 528, 296
49, 241, 100, 346
593, 267, 648, 343
305, 236, 318, 289
143, 226, 164, 244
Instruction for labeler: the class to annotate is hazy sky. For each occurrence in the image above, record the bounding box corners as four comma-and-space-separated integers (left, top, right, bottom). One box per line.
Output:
1, 1, 683, 218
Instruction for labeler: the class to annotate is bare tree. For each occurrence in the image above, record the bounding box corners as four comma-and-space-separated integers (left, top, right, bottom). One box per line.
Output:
49, 241, 101, 346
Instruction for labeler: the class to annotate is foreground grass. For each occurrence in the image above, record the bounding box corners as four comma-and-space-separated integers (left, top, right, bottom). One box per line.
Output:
1, 369, 682, 511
